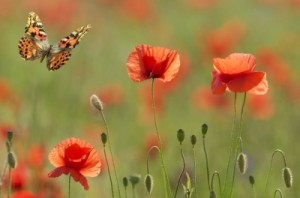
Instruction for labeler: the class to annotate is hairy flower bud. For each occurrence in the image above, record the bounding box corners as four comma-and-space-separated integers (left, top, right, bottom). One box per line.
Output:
237, 153, 248, 174
283, 167, 293, 188
90, 94, 104, 111
144, 174, 154, 194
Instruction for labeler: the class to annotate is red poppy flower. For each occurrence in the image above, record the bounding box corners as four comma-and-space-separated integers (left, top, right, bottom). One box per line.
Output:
126, 44, 180, 82
211, 53, 268, 95
48, 138, 101, 190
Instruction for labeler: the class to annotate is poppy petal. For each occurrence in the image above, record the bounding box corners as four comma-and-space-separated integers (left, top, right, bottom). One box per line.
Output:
48, 166, 70, 178
248, 73, 268, 95
79, 149, 101, 177
226, 72, 265, 93
70, 169, 89, 190
211, 71, 227, 94
213, 53, 256, 74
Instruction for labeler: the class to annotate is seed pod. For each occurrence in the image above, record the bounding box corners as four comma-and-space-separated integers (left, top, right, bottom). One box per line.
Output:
177, 129, 185, 143
283, 167, 293, 188
191, 135, 197, 146
209, 190, 216, 198
101, 133, 107, 145
201, 124, 208, 136
123, 177, 128, 188
8, 152, 17, 168
249, 175, 255, 185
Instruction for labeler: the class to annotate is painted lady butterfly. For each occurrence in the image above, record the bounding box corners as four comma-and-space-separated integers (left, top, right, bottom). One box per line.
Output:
18, 12, 91, 71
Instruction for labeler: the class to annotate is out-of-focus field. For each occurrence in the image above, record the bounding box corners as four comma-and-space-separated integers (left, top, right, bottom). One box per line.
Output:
1, 0, 300, 197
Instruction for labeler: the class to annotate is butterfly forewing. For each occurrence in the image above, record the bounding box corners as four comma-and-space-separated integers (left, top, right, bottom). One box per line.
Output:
25, 12, 48, 41
46, 24, 91, 71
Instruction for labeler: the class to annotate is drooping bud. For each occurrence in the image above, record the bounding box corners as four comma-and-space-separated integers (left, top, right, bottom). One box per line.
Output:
90, 94, 104, 111
7, 152, 17, 168
201, 124, 208, 136
282, 167, 293, 188
144, 174, 154, 194
177, 129, 185, 144
191, 135, 197, 146
237, 153, 248, 174
101, 132, 107, 145
123, 177, 128, 188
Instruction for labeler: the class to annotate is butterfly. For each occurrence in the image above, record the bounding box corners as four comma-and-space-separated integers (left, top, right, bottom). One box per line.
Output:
18, 12, 91, 71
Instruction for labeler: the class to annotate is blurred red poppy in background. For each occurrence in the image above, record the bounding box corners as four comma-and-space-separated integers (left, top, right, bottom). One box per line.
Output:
201, 20, 245, 58
48, 138, 101, 190
126, 44, 180, 83
192, 87, 231, 111
119, 0, 155, 21
248, 93, 275, 119
27, 144, 46, 168
211, 53, 268, 95
11, 191, 36, 198
92, 84, 125, 107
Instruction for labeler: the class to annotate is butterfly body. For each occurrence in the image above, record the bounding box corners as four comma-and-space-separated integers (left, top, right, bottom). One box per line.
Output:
18, 12, 91, 71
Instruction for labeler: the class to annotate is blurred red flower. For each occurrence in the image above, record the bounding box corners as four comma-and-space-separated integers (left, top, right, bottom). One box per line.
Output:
257, 49, 300, 104
119, 0, 154, 21
10, 163, 29, 190
211, 53, 268, 95
248, 93, 275, 119
126, 44, 180, 83
0, 123, 14, 140
93, 84, 125, 107
11, 191, 36, 198
192, 87, 231, 111
0, 79, 20, 110
48, 138, 101, 190
27, 144, 46, 168
202, 20, 245, 58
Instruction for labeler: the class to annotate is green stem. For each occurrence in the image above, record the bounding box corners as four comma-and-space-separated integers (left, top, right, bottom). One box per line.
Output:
68, 175, 71, 198
132, 185, 136, 198
151, 78, 172, 197
174, 143, 186, 198
223, 93, 237, 196
211, 171, 223, 198
100, 109, 121, 197
264, 150, 287, 198
0, 162, 8, 197
251, 182, 257, 198
192, 145, 198, 198
273, 189, 283, 198
230, 92, 247, 197
7, 167, 11, 198
103, 144, 115, 198
202, 134, 211, 192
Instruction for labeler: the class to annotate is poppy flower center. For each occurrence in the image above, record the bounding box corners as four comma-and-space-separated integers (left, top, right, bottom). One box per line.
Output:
64, 143, 92, 169
143, 55, 168, 78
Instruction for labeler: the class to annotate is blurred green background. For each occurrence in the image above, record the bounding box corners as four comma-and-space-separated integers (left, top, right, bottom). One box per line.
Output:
1, 0, 300, 197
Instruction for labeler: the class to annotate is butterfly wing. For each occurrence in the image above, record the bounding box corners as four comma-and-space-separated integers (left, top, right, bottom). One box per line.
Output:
47, 24, 91, 71
18, 12, 50, 61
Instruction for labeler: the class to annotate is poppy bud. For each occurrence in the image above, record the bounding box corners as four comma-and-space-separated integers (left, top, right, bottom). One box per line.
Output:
237, 153, 248, 174
249, 175, 255, 185
191, 135, 197, 146
283, 167, 293, 188
8, 152, 17, 168
177, 129, 185, 143
101, 133, 107, 145
201, 124, 208, 136
209, 190, 216, 198
90, 94, 104, 111
144, 174, 154, 194
129, 174, 141, 187
7, 131, 13, 142
123, 177, 128, 188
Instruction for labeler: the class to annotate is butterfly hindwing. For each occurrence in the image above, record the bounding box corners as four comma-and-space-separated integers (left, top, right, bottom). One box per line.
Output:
46, 24, 91, 71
